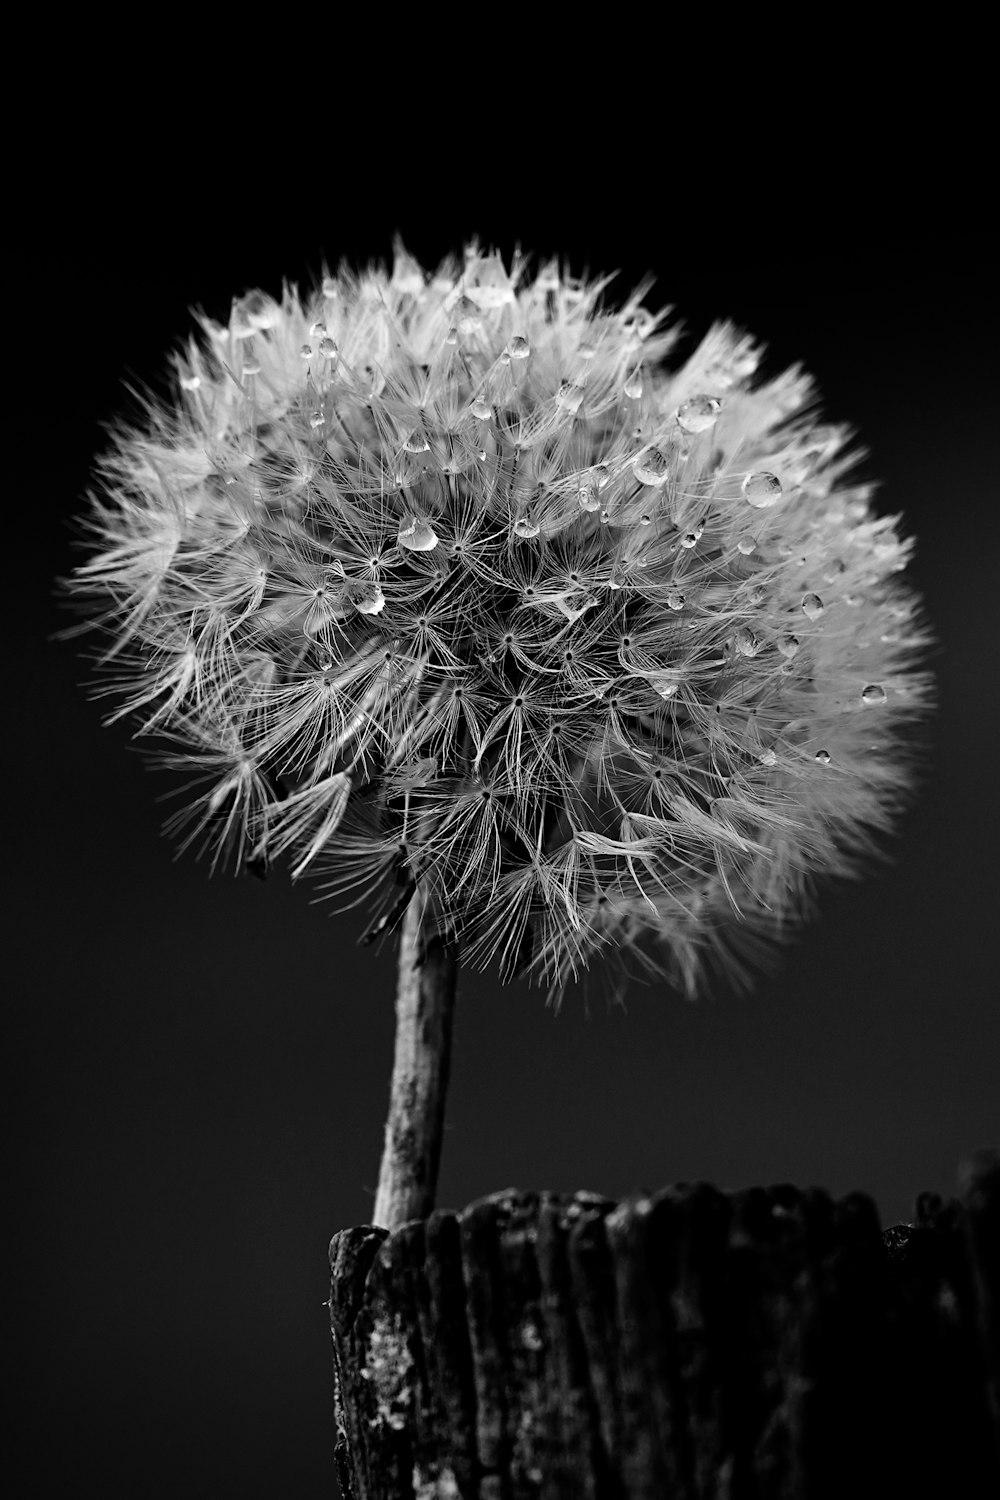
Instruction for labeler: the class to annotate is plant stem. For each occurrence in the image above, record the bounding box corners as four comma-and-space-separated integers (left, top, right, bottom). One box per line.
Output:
372, 885, 458, 1232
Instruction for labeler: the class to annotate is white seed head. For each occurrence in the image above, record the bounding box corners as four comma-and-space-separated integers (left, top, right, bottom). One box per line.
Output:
61, 236, 937, 1008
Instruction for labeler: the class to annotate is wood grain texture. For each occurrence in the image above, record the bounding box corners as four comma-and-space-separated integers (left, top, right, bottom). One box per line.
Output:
329, 1154, 1000, 1498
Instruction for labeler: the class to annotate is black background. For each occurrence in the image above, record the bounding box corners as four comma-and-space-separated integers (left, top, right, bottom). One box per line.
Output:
10, 42, 997, 1500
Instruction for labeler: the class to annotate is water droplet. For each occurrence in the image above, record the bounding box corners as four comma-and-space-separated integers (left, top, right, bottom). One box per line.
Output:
733, 627, 760, 656
243, 353, 261, 376
403, 430, 430, 453
801, 593, 824, 620
455, 295, 482, 334
651, 673, 680, 700
506, 334, 531, 359
860, 683, 887, 705
556, 593, 597, 622
180, 374, 201, 392
680, 531, 698, 549
398, 515, 439, 552
779, 634, 800, 657
578, 484, 601, 512
736, 532, 757, 555
623, 372, 643, 398
513, 516, 540, 539
676, 395, 721, 433
352, 581, 386, 615
747, 584, 766, 606
633, 448, 670, 486
470, 397, 492, 420
322, 276, 339, 299
555, 382, 584, 413
577, 341, 597, 361
238, 292, 281, 334
319, 337, 339, 359
666, 589, 685, 611
299, 343, 313, 359
309, 408, 326, 429
310, 320, 327, 338
758, 749, 777, 766
444, 326, 458, 346
815, 750, 831, 765
742, 471, 783, 508
638, 512, 652, 525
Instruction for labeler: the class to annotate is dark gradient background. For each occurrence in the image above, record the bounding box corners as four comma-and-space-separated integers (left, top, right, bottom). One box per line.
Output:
9, 81, 997, 1499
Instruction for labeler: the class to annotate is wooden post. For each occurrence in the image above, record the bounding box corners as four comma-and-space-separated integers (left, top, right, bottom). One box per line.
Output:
329, 1153, 1000, 1498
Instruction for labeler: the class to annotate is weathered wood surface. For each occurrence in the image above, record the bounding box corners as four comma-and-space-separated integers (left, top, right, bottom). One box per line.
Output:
329, 1151, 1000, 1498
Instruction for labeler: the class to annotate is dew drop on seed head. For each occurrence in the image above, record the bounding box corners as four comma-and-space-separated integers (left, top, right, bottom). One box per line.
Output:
676, 395, 721, 433
742, 471, 783, 508
309, 409, 326, 429
736, 532, 757, 555
666, 589, 685, 611
680, 531, 699, 549
322, 276, 339, 299
758, 748, 777, 766
555, 382, 584, 413
319, 337, 339, 359
578, 484, 601, 512
623, 373, 643, 398
243, 354, 261, 376
470, 397, 492, 420
403, 431, 430, 453
801, 593, 824, 620
652, 673, 680, 699
299, 344, 313, 359
633, 448, 670, 485
577, 341, 596, 361
398, 515, 439, 552
352, 582, 386, 615
815, 749, 831, 765
779, 634, 800, 657
733, 627, 760, 656
861, 683, 887, 705
513, 516, 540, 539
506, 334, 531, 359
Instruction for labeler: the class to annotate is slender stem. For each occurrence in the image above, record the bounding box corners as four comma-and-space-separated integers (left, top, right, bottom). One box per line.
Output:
372, 885, 458, 1232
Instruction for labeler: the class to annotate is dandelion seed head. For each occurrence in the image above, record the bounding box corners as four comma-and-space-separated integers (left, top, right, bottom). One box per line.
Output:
60, 236, 937, 1008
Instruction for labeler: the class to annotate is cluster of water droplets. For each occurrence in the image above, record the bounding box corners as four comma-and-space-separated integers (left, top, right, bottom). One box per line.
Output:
63, 237, 937, 1006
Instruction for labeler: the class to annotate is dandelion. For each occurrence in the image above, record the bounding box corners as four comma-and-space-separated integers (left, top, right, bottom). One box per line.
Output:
57, 236, 937, 1230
